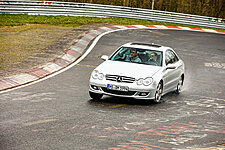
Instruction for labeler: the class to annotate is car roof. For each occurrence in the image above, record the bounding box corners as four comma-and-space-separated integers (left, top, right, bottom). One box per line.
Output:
122, 42, 171, 52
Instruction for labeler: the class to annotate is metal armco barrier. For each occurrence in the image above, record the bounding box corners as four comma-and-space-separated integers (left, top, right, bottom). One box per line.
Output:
0, 0, 224, 29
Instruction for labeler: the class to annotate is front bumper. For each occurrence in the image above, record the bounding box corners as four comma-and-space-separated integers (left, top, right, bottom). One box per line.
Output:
89, 82, 157, 100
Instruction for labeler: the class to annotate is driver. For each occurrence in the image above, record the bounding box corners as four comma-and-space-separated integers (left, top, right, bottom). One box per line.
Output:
125, 49, 141, 63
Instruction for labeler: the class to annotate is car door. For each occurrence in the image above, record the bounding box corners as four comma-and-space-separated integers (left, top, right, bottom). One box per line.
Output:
163, 50, 181, 93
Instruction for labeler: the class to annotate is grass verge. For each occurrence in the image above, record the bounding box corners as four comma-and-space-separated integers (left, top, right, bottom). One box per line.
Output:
2, 14, 224, 29
0, 24, 74, 69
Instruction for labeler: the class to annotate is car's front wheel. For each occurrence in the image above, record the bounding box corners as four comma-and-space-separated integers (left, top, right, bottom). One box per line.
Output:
154, 82, 163, 103
175, 76, 184, 94
89, 91, 103, 100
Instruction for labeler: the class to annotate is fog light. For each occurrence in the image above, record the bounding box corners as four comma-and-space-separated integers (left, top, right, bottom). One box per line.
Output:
139, 92, 149, 96
91, 85, 100, 90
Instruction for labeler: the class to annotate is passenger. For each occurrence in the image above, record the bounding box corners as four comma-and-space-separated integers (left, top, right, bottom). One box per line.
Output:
125, 49, 142, 63
148, 52, 159, 66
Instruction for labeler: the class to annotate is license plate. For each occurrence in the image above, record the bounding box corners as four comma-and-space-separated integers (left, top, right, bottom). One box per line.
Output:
107, 84, 129, 92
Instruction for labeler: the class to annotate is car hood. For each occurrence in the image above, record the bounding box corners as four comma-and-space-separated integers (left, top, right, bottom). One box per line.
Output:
95, 60, 161, 78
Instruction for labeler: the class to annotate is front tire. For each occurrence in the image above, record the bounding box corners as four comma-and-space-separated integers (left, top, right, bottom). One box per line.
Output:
154, 82, 163, 103
89, 91, 103, 100
175, 77, 184, 94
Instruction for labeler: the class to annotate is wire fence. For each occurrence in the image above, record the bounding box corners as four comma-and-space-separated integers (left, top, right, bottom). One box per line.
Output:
0, 0, 224, 29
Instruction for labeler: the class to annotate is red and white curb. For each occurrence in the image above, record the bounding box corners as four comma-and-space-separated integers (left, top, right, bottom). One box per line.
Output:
0, 25, 224, 92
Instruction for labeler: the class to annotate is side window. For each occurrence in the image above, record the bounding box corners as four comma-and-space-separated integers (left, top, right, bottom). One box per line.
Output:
165, 50, 179, 65
165, 51, 171, 65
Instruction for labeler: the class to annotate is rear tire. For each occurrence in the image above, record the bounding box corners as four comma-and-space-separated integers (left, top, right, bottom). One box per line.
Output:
154, 82, 163, 103
89, 91, 103, 100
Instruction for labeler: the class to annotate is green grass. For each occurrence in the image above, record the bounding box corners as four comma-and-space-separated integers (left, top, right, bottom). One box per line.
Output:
0, 24, 74, 69
0, 14, 162, 27
1, 14, 224, 31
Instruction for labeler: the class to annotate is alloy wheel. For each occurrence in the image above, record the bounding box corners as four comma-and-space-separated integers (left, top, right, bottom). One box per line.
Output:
154, 82, 163, 103
176, 77, 183, 94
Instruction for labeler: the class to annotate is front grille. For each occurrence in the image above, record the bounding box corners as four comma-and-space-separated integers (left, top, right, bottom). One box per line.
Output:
105, 74, 135, 83
101, 87, 136, 96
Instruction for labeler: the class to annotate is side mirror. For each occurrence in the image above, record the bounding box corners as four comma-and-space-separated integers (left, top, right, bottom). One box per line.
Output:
166, 64, 176, 70
101, 55, 109, 61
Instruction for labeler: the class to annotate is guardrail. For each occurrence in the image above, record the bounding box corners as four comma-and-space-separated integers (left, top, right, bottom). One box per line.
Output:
0, 0, 224, 29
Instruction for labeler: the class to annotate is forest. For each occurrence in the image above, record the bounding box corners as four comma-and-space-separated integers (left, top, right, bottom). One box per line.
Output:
54, 0, 225, 18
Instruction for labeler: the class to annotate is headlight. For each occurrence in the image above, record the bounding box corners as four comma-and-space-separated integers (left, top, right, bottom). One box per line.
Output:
143, 77, 153, 86
137, 77, 153, 86
92, 70, 104, 80
92, 70, 99, 79
137, 78, 143, 85
98, 73, 104, 80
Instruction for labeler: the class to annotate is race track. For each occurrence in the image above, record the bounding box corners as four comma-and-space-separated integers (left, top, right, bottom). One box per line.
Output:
1, 29, 225, 150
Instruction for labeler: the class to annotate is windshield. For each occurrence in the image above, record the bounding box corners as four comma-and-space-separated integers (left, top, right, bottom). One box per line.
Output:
109, 47, 163, 66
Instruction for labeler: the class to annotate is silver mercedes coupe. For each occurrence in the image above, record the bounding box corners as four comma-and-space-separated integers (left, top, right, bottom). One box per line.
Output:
89, 43, 185, 103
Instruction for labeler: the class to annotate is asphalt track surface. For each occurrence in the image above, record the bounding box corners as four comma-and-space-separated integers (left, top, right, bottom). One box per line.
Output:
1, 29, 225, 150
